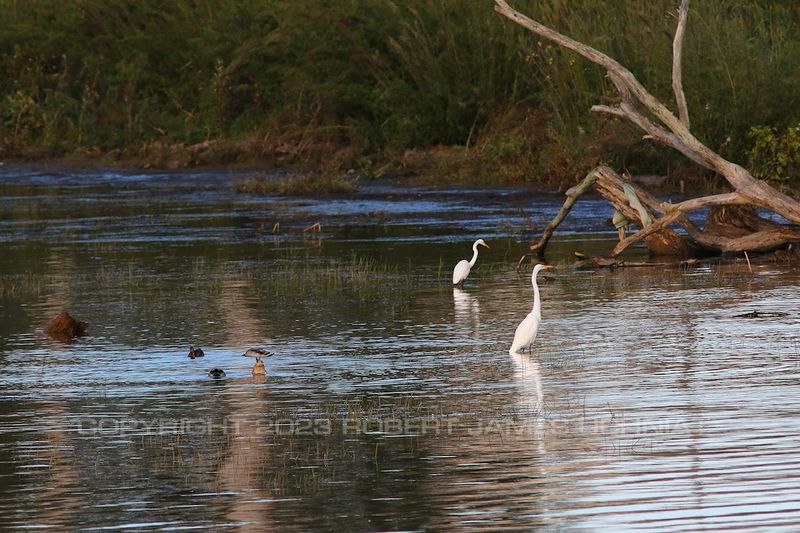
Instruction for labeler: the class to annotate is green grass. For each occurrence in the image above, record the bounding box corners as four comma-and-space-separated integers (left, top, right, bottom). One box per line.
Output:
2, 1, 800, 187
266, 251, 416, 304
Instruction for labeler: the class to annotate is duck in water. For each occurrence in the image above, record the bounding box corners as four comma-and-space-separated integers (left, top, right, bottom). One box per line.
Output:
208, 368, 226, 379
188, 346, 205, 359
243, 348, 272, 376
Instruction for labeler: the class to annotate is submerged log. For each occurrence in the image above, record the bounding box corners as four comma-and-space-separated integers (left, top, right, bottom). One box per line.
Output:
495, 0, 800, 258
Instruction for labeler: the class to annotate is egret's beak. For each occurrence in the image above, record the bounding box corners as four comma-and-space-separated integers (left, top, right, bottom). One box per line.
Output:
481, 242, 491, 249
541, 264, 554, 269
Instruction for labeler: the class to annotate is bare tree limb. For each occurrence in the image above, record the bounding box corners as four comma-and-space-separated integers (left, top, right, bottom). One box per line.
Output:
672, 0, 691, 128
593, 101, 709, 168
530, 171, 598, 256
590, 104, 625, 117
493, 1, 723, 174
611, 192, 745, 256
588, 166, 692, 256
494, 0, 800, 224
688, 226, 800, 253
659, 193, 746, 215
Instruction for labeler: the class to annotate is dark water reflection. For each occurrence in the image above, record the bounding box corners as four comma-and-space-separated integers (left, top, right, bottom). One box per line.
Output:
2, 167, 800, 530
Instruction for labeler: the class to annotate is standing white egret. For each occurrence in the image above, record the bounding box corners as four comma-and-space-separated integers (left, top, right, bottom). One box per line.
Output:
452, 239, 490, 286
509, 264, 553, 355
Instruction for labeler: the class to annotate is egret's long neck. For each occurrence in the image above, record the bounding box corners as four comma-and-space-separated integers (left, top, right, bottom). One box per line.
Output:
531, 272, 542, 317
468, 243, 480, 267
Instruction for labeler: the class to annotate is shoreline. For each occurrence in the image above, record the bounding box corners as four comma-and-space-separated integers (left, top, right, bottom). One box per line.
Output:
0, 142, 718, 198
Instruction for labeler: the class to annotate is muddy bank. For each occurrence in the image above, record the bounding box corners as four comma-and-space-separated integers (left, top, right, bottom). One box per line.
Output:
1, 137, 722, 196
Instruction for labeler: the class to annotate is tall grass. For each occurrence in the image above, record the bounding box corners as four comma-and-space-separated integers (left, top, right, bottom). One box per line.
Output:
510, 1, 800, 178
1, 1, 800, 185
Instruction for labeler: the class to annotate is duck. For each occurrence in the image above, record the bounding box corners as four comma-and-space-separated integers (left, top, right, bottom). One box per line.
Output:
188, 346, 205, 359
243, 348, 272, 376
208, 368, 226, 379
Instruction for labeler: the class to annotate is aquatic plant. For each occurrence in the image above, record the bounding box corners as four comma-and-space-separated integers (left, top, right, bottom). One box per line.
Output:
234, 174, 358, 196
0, 273, 43, 296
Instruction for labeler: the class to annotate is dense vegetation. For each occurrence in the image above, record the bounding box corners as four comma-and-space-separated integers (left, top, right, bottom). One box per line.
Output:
2, 0, 800, 188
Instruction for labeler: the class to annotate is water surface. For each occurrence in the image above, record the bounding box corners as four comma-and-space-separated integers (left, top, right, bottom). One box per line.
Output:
2, 167, 800, 530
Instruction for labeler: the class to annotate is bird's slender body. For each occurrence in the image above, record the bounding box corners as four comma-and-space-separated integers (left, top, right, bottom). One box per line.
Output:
243, 348, 272, 361
510, 264, 553, 355
243, 348, 272, 375
452, 239, 490, 286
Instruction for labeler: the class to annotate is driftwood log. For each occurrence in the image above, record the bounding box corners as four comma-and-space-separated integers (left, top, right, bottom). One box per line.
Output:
495, 0, 800, 258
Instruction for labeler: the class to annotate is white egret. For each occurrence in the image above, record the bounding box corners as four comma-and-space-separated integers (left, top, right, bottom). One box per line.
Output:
452, 239, 490, 286
509, 264, 553, 355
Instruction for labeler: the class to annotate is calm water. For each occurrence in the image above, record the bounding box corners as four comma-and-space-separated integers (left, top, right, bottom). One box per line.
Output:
2, 166, 800, 531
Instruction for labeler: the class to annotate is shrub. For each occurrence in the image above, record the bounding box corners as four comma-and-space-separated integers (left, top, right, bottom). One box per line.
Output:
747, 125, 800, 184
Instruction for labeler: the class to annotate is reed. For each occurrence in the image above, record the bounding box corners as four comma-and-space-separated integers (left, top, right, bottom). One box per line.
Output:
234, 174, 358, 196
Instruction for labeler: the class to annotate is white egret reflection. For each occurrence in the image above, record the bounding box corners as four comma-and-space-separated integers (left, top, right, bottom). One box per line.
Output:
452, 287, 481, 329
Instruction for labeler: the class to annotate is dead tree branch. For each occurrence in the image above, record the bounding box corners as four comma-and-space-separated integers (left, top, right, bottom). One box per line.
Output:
530, 172, 598, 254
494, 0, 800, 257
611, 192, 745, 256
672, 0, 691, 128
